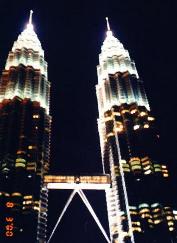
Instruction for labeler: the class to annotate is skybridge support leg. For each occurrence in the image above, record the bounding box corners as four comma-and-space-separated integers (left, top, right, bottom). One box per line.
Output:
47, 189, 77, 243
77, 189, 111, 243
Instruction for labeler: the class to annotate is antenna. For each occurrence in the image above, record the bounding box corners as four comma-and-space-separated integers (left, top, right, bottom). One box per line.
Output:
29, 10, 33, 25
106, 17, 110, 31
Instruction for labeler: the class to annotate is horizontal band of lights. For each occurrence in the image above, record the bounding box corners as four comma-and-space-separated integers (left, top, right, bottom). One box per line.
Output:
0, 97, 51, 174
120, 203, 177, 232
44, 175, 110, 190
113, 156, 169, 177
44, 175, 110, 184
101, 105, 155, 141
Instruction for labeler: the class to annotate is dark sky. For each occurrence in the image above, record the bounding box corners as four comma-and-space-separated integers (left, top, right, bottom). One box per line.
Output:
0, 0, 177, 242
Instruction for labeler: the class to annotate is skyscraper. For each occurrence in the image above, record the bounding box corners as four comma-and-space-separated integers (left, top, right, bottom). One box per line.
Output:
96, 18, 177, 243
0, 11, 51, 242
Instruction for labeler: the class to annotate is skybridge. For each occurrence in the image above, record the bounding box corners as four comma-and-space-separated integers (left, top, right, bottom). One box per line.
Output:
44, 174, 110, 190
44, 174, 111, 243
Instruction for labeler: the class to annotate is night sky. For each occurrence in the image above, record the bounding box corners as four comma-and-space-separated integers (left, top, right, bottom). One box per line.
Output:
0, 1, 177, 242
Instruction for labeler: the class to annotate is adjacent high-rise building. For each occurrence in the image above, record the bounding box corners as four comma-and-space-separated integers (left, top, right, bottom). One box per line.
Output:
96, 18, 177, 243
0, 11, 51, 242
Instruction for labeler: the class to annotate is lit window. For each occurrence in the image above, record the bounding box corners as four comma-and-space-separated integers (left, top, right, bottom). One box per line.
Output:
133, 124, 140, 130
130, 109, 137, 114
151, 203, 160, 208
33, 114, 39, 119
28, 145, 36, 150
173, 210, 177, 215
130, 159, 140, 165
144, 169, 152, 175
114, 121, 124, 133
121, 160, 127, 164
131, 165, 141, 170
139, 203, 149, 209
148, 116, 155, 121
121, 109, 129, 114
104, 116, 112, 121
113, 111, 120, 116
15, 163, 25, 168
163, 173, 169, 177
12, 192, 22, 197
167, 216, 173, 220
106, 132, 114, 138
16, 158, 26, 163
154, 168, 162, 172
16, 150, 25, 155
154, 219, 162, 224
24, 195, 32, 199
140, 111, 146, 117
169, 227, 174, 231
153, 208, 161, 213
144, 124, 149, 128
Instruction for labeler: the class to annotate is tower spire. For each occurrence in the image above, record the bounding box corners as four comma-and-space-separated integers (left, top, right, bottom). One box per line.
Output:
105, 17, 113, 37
27, 10, 34, 30
29, 10, 33, 25
106, 17, 110, 31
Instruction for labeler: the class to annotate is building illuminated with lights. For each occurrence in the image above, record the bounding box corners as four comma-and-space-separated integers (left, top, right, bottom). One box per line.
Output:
96, 18, 177, 243
0, 11, 51, 242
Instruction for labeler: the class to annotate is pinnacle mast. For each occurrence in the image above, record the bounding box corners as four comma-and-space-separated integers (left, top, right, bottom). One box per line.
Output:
29, 10, 33, 25
106, 17, 111, 31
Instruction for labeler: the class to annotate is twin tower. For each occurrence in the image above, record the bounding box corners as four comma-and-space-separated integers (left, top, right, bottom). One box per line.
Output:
0, 11, 176, 243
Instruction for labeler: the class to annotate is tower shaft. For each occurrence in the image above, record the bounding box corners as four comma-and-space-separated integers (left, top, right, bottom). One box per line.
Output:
0, 12, 51, 242
96, 20, 177, 243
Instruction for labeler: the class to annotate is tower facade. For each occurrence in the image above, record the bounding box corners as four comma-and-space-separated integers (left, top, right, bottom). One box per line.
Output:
0, 12, 51, 242
96, 19, 177, 243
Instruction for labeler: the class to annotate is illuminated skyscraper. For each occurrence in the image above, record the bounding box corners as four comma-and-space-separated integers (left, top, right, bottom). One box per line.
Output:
0, 11, 51, 242
96, 18, 177, 243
